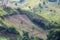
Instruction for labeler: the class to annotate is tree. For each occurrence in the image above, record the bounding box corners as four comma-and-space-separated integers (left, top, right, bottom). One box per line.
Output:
22, 31, 29, 40
47, 26, 60, 40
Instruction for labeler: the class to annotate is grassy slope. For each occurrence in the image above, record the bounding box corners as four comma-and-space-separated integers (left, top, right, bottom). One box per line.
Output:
0, 7, 19, 16
7, 0, 60, 25
0, 9, 7, 16
18, 0, 60, 28
1, 0, 59, 38
0, 6, 45, 40
0, 7, 22, 40
18, 0, 40, 11
36, 10, 60, 24
35, 1, 60, 25
0, 7, 18, 27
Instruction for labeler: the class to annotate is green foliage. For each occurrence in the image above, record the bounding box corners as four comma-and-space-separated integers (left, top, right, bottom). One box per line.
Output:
22, 31, 29, 40
0, 18, 7, 27
0, 6, 19, 17
0, 9, 7, 16
47, 26, 60, 40
3, 6, 18, 14
0, 36, 10, 40
30, 36, 43, 40
22, 31, 43, 40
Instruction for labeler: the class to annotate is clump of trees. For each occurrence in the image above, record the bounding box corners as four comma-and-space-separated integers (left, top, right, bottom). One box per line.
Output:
47, 26, 60, 40
22, 31, 43, 40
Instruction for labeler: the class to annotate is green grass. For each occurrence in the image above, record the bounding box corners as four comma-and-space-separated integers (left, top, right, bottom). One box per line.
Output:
0, 9, 7, 16
0, 7, 19, 16
36, 10, 60, 24
0, 36, 10, 40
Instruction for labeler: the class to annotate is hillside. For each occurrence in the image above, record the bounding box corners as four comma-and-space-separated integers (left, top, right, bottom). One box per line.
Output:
0, 0, 60, 40
0, 6, 47, 40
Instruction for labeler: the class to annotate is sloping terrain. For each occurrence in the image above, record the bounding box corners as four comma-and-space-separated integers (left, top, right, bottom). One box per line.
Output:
4, 13, 47, 39
0, 7, 47, 39
34, 0, 60, 24
0, 0, 60, 40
